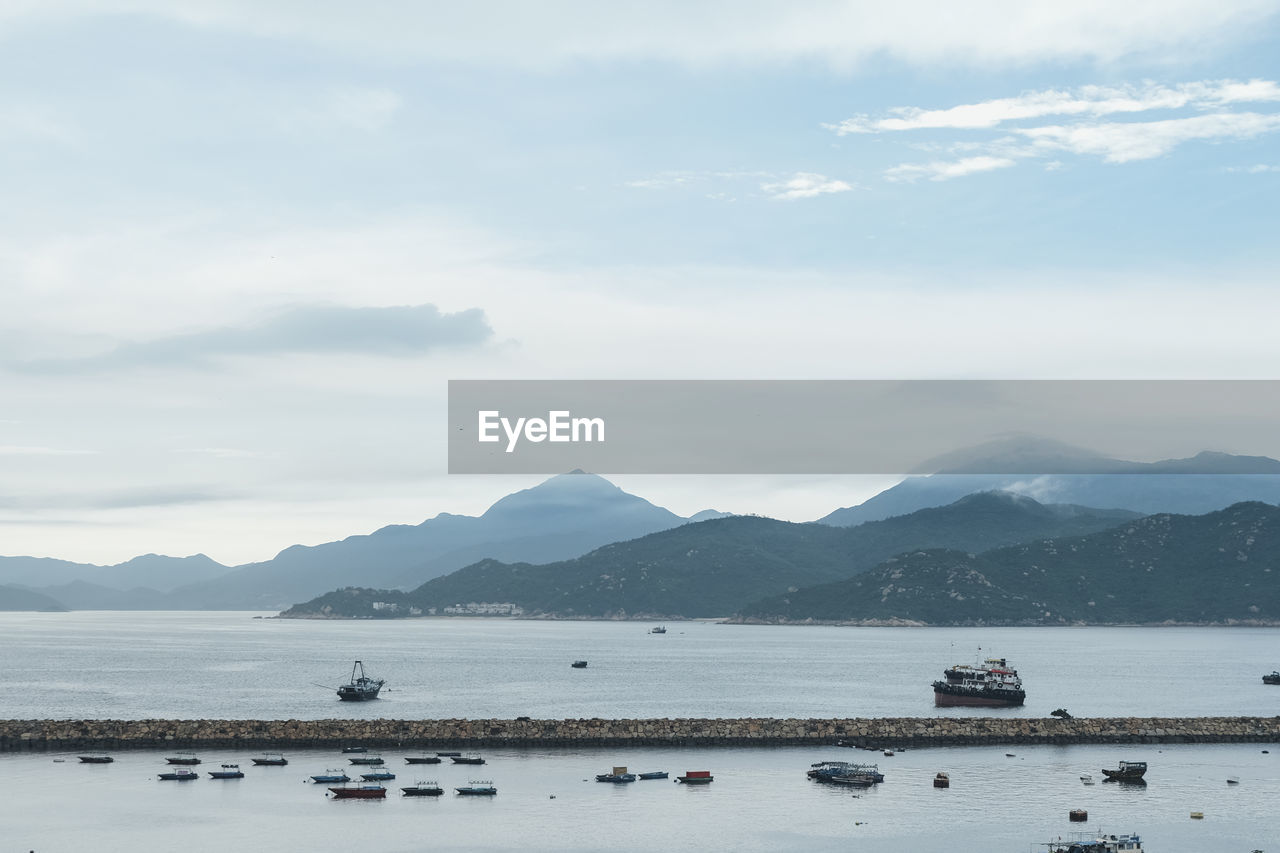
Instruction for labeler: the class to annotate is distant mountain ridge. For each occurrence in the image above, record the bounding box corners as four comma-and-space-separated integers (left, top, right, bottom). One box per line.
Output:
281, 491, 1139, 619
740, 501, 1280, 625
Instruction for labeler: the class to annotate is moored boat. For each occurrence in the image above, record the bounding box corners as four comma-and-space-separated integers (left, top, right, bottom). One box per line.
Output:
596, 765, 636, 783
165, 751, 201, 765
451, 753, 486, 765
77, 754, 113, 763
571, 660, 588, 668
650, 626, 666, 634
401, 781, 444, 796
456, 781, 497, 795
933, 772, 950, 788
807, 761, 883, 783
1264, 671, 1280, 685
1101, 761, 1147, 782
158, 768, 200, 781
336, 660, 384, 701
348, 754, 385, 766
676, 770, 713, 784
341, 746, 367, 754
310, 770, 351, 783
638, 771, 668, 780
328, 783, 387, 799
208, 764, 244, 779
360, 770, 396, 781
405, 754, 442, 765
251, 752, 288, 766
1043, 831, 1143, 852
932, 655, 1025, 707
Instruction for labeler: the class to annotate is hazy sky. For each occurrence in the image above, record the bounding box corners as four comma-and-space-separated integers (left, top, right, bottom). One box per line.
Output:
2, 1, 1279, 564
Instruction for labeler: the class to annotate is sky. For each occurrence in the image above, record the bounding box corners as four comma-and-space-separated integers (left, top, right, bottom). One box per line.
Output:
1, 1, 1279, 565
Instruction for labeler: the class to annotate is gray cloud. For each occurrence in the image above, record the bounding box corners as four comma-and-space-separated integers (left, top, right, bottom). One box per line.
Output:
15, 303, 493, 373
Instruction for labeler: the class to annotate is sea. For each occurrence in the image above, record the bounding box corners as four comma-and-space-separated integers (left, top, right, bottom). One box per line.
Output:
3, 612, 1279, 852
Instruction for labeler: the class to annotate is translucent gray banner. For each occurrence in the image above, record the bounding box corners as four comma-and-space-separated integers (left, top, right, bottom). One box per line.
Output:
447, 380, 1280, 474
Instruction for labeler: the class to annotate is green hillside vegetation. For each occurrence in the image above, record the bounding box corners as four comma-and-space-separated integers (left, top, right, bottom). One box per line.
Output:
282, 492, 1137, 619
738, 501, 1280, 625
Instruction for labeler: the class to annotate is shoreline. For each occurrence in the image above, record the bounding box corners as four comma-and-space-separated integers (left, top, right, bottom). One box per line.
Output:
5, 716, 1279, 752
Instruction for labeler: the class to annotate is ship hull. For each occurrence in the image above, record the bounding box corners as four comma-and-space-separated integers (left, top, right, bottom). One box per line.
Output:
933, 687, 1025, 707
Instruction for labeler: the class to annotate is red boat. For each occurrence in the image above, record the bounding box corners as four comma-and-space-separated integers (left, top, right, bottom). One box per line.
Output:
328, 784, 387, 799
677, 770, 713, 784
932, 655, 1025, 707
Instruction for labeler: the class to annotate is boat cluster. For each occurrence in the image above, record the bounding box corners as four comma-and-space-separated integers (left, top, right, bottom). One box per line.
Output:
806, 760, 885, 789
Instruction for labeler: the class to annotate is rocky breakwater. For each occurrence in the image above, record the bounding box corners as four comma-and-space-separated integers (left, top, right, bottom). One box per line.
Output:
3, 716, 1278, 752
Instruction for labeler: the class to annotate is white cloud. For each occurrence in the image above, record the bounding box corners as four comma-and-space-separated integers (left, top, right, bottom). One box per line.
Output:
884, 156, 1016, 182
831, 79, 1280, 134
761, 172, 853, 199
0, 1, 1275, 68
1017, 111, 1280, 162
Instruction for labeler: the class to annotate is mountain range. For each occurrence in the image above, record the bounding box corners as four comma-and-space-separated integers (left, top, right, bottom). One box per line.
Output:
280, 491, 1140, 619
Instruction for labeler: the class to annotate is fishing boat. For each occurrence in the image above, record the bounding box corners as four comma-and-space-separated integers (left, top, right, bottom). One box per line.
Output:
310, 770, 351, 783
208, 764, 244, 779
251, 752, 288, 766
451, 753, 485, 765
638, 771, 668, 780
932, 654, 1025, 707
401, 781, 444, 797
807, 761, 884, 783
404, 754, 442, 765
360, 770, 396, 781
77, 754, 113, 764
1042, 832, 1144, 852
158, 768, 200, 781
1101, 761, 1147, 782
827, 773, 876, 788
328, 783, 387, 799
676, 770, 713, 784
336, 660, 384, 701
571, 660, 588, 668
435, 751, 462, 757
596, 765, 637, 783
165, 751, 201, 765
650, 626, 666, 634
1264, 671, 1280, 685
348, 754, 385, 766
456, 781, 497, 795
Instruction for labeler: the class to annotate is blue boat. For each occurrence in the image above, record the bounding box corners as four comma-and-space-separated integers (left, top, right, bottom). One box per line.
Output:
596, 765, 637, 783
361, 770, 396, 781
158, 768, 200, 781
208, 764, 244, 779
311, 770, 351, 783
638, 771, 668, 780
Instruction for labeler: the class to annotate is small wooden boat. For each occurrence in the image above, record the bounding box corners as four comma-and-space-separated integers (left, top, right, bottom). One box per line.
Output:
341, 746, 367, 754
77, 754, 113, 764
1069, 808, 1088, 822
571, 660, 588, 668
251, 752, 288, 766
328, 783, 387, 799
456, 781, 497, 795
348, 754, 385, 766
158, 768, 200, 781
208, 764, 244, 779
360, 770, 396, 781
638, 771, 668, 780
676, 770, 713, 784
1190, 811, 1204, 819
401, 781, 444, 797
165, 752, 201, 765
933, 772, 950, 788
404, 754, 442, 765
310, 770, 351, 783
1101, 760, 1148, 782
828, 773, 875, 788
451, 753, 486, 765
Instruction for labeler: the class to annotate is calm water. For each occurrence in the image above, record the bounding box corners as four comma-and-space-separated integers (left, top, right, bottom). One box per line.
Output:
4, 613, 1280, 851
6, 743, 1278, 852
2, 612, 1279, 719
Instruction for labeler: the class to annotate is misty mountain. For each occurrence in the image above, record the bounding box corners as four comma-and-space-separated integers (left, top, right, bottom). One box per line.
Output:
0, 552, 229, 593
0, 584, 68, 611
168, 471, 710, 610
741, 501, 1280, 625
819, 441, 1280, 526
282, 491, 1138, 619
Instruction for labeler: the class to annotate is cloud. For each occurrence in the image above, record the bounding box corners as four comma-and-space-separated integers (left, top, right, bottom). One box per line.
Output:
1015, 111, 1280, 163
1, 1, 1274, 69
830, 79, 1280, 134
16, 303, 494, 373
884, 156, 1017, 182
760, 172, 854, 199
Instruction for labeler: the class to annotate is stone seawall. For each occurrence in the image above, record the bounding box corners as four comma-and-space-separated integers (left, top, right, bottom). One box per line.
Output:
3, 717, 1279, 752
